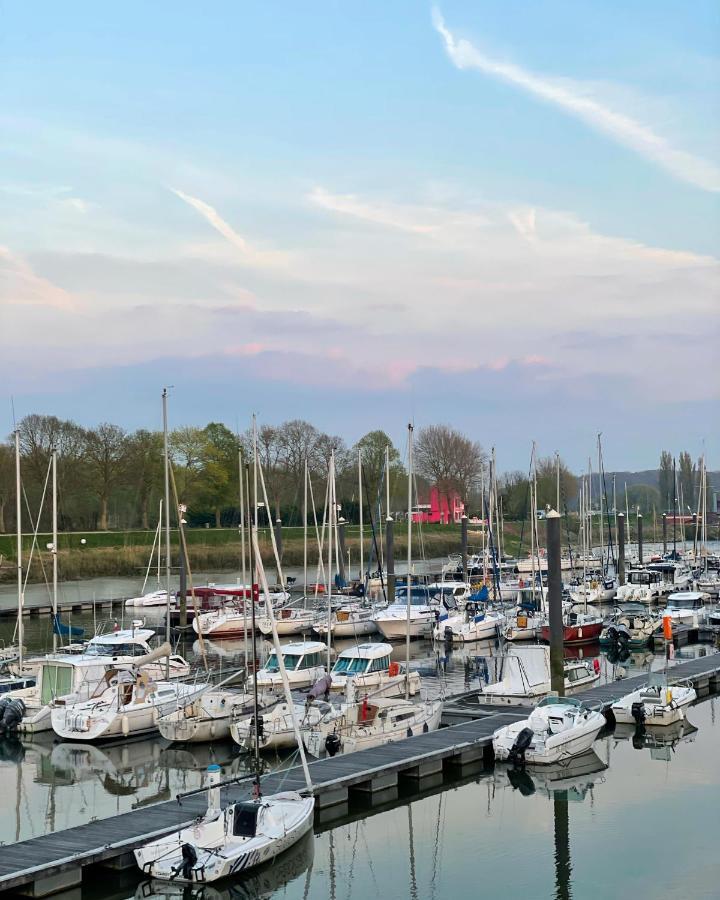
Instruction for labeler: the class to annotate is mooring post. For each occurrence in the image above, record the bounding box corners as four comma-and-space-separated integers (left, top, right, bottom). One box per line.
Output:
337, 518, 347, 583
461, 514, 468, 583
617, 513, 626, 586
386, 516, 395, 603
637, 513, 643, 565
546, 509, 564, 696
179, 534, 187, 628
662, 512, 667, 555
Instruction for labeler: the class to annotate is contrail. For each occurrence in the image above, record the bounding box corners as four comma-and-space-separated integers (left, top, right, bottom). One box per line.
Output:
432, 9, 720, 193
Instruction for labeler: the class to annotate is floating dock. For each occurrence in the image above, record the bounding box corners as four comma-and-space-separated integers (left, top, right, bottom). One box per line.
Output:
1, 651, 718, 897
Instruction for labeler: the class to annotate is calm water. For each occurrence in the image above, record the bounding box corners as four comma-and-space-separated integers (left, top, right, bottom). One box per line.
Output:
1, 607, 718, 898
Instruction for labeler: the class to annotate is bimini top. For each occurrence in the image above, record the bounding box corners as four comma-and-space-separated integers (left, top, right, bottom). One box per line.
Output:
85, 629, 155, 656
336, 643, 392, 660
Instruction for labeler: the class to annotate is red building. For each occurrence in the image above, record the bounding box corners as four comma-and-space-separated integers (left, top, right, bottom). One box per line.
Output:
413, 487, 465, 525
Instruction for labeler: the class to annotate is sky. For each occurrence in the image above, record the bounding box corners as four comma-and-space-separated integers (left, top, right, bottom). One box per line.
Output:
1, 1, 718, 473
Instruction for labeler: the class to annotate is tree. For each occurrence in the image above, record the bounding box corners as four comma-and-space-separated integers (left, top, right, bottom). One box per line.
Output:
352, 431, 405, 513
499, 470, 531, 520
626, 484, 661, 514
0, 443, 13, 532
200, 423, 239, 527
414, 425, 486, 502
169, 426, 209, 508
658, 451, 673, 511
126, 429, 164, 529
678, 451, 696, 513
83, 424, 128, 530
534, 456, 578, 512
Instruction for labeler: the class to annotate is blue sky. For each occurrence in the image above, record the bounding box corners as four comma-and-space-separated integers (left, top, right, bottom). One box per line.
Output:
1, 2, 718, 471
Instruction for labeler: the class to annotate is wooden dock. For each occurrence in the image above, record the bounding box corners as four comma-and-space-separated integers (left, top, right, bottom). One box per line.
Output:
1, 651, 719, 897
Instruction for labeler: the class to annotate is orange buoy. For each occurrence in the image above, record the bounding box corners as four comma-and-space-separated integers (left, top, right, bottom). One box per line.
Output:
662, 615, 673, 641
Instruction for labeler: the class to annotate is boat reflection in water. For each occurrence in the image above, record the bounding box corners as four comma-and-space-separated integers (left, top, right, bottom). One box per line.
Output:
134, 829, 314, 899
502, 749, 608, 800
612, 718, 699, 759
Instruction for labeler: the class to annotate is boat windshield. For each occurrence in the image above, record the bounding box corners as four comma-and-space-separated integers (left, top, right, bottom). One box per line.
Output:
537, 696, 582, 709
333, 656, 369, 675
85, 641, 146, 657
395, 587, 433, 606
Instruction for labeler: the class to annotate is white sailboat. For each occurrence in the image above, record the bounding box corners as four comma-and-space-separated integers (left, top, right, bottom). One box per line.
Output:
135, 503, 315, 884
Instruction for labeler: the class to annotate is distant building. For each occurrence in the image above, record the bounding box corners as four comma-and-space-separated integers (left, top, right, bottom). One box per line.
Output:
413, 487, 465, 525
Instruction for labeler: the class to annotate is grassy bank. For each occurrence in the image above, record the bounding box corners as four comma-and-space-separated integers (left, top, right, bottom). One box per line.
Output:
0, 523, 535, 584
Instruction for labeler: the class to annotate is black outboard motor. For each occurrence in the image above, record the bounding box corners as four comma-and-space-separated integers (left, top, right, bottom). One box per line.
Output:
444, 625, 454, 642
631, 701, 646, 726
0, 698, 25, 732
325, 732, 341, 757
180, 842, 198, 880
508, 727, 534, 765
606, 625, 619, 644
0, 697, 11, 726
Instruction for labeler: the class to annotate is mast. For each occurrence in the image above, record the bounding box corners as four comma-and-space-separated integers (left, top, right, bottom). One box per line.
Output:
245, 462, 261, 795
162, 388, 171, 679
597, 436, 604, 576
672, 457, 677, 558
405, 424, 413, 701
358, 449, 364, 585
556, 452, 560, 514
326, 451, 334, 671
16, 430, 23, 669
239, 446, 247, 673
303, 459, 308, 599
588, 457, 593, 556
52, 447, 58, 653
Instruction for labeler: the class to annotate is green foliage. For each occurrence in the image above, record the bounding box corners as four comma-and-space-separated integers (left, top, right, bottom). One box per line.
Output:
658, 450, 673, 510
626, 484, 661, 513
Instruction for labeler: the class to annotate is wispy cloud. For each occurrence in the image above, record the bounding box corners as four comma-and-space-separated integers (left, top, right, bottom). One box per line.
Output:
432, 9, 720, 193
171, 188, 289, 267
0, 246, 78, 310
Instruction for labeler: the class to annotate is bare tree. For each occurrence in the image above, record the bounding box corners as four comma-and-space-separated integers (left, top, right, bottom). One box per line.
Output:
126, 429, 164, 529
83, 424, 128, 530
415, 425, 486, 503
0, 443, 13, 532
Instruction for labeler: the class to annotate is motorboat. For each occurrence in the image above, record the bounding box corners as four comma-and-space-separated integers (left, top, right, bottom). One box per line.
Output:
569, 575, 616, 605
615, 569, 671, 605
599, 602, 660, 650
492, 696, 605, 765
257, 607, 316, 637
426, 581, 472, 603
329, 643, 420, 696
662, 592, 708, 626
135, 766, 314, 884
158, 689, 255, 743
503, 586, 546, 641
5, 655, 116, 733
82, 626, 191, 679
124, 589, 173, 608
373, 586, 448, 640
479, 647, 599, 706
432, 605, 506, 643
539, 603, 603, 645
304, 694, 443, 757
250, 641, 327, 691
610, 672, 696, 727
51, 644, 207, 741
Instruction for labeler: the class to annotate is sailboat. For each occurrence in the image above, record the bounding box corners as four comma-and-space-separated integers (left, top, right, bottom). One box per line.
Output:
125, 503, 173, 607
135, 509, 315, 883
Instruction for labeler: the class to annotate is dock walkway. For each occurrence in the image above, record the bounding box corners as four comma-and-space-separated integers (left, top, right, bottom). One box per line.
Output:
2, 651, 719, 897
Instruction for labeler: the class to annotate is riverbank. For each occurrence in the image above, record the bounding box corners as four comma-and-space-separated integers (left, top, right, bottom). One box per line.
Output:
0, 524, 531, 584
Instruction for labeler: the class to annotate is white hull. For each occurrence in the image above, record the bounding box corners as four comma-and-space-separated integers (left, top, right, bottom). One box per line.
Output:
374, 615, 433, 640
493, 705, 605, 764
135, 792, 314, 884
433, 612, 506, 643
611, 684, 696, 727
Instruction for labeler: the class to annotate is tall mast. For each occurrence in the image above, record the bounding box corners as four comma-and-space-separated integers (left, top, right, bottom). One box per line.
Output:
52, 447, 58, 653
358, 449, 364, 585
252, 414, 258, 529
239, 446, 247, 673
405, 424, 413, 700
326, 451, 334, 671
385, 445, 390, 519
588, 457, 593, 556
245, 462, 261, 794
16, 429, 23, 669
597, 436, 604, 574
556, 452, 560, 514
162, 388, 171, 678
672, 457, 677, 558
303, 459, 308, 598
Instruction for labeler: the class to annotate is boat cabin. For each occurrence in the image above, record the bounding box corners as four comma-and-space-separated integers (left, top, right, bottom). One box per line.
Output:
665, 592, 705, 611
331, 643, 393, 677
626, 570, 664, 587
84, 628, 156, 660
263, 641, 326, 673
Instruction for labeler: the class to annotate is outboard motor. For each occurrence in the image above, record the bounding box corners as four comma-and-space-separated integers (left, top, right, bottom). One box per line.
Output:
444, 626, 454, 642
508, 727, 534, 765
1, 698, 26, 732
631, 702, 646, 726
606, 626, 619, 644
180, 843, 198, 880
0, 697, 11, 726
325, 732, 341, 757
